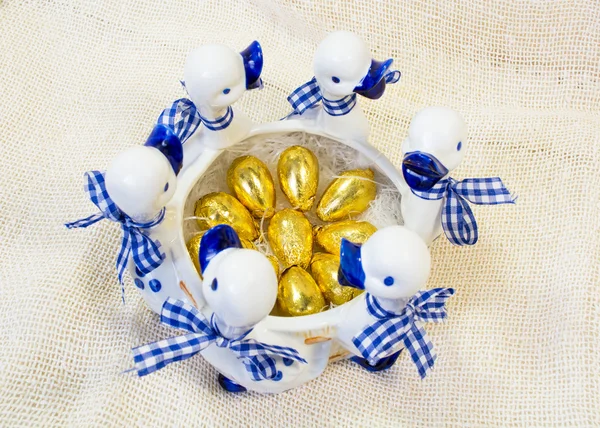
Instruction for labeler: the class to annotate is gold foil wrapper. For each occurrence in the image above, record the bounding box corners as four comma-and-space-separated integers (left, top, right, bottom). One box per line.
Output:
310, 252, 355, 306
240, 238, 257, 250
314, 220, 377, 256
227, 156, 275, 219
277, 266, 326, 316
267, 208, 313, 269
186, 232, 204, 276
277, 146, 319, 211
194, 192, 258, 240
316, 169, 377, 221
267, 255, 280, 278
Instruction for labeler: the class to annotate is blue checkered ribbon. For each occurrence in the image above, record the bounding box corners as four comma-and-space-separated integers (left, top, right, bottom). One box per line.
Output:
132, 298, 307, 380
286, 71, 400, 118
411, 177, 515, 246
157, 99, 234, 143
353, 288, 455, 378
64, 171, 165, 299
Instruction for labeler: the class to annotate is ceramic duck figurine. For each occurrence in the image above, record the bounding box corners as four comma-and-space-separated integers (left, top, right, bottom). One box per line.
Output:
132, 225, 332, 393
285, 31, 400, 144
400, 107, 515, 246
65, 124, 203, 313
157, 41, 263, 170
333, 226, 455, 378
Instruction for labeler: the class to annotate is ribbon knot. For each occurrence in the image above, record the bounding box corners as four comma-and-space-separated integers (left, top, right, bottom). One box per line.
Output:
411, 177, 515, 246
132, 298, 307, 381
64, 171, 165, 301
353, 288, 455, 378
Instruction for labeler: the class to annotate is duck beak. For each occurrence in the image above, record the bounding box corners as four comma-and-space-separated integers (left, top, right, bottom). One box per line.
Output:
240, 40, 263, 90
144, 124, 184, 175
199, 225, 243, 274
354, 58, 394, 100
402, 151, 449, 191
338, 239, 366, 290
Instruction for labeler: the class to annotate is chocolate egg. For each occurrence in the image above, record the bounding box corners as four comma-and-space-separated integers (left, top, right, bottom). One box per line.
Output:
186, 232, 205, 275
277, 146, 319, 211
316, 169, 377, 221
277, 266, 326, 316
227, 156, 275, 219
314, 220, 377, 255
310, 253, 355, 306
267, 209, 313, 269
194, 192, 258, 240
267, 255, 280, 278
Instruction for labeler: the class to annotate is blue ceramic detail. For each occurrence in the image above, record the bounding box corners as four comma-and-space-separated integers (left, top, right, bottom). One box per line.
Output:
164, 182, 169, 192
211, 278, 218, 291
384, 276, 394, 286
199, 225, 243, 273
350, 349, 402, 372
272, 371, 283, 381
222, 88, 231, 94
457, 141, 462, 151
135, 267, 146, 278
282, 357, 294, 366
402, 151, 449, 191
338, 239, 366, 290
149, 279, 162, 293
134, 278, 145, 290
144, 124, 184, 175
218, 373, 247, 393
240, 41, 263, 90
354, 58, 393, 100
331, 76, 340, 83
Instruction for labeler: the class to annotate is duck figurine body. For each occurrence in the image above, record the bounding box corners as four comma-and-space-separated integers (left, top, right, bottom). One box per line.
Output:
158, 41, 263, 170
333, 225, 455, 377
132, 225, 332, 393
285, 31, 400, 144
400, 107, 515, 246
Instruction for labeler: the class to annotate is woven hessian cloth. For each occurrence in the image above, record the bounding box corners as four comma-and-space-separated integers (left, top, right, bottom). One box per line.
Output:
1, 1, 598, 426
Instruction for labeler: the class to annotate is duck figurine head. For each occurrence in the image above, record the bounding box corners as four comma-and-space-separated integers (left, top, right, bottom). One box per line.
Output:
199, 224, 278, 330
338, 225, 431, 300
313, 31, 396, 100
183, 41, 263, 112
401, 107, 468, 192
104, 124, 181, 223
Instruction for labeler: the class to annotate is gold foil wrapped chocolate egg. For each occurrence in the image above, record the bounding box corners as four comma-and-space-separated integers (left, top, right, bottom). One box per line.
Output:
267, 255, 280, 278
316, 169, 377, 221
277, 146, 319, 211
186, 232, 205, 275
194, 192, 258, 240
267, 209, 313, 269
314, 220, 377, 256
227, 156, 275, 219
240, 238, 257, 250
310, 253, 355, 306
277, 266, 326, 316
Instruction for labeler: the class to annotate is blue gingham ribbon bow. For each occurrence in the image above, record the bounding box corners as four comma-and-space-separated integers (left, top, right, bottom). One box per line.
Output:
132, 298, 307, 380
411, 177, 515, 246
353, 288, 455, 378
287, 71, 401, 117
64, 171, 165, 297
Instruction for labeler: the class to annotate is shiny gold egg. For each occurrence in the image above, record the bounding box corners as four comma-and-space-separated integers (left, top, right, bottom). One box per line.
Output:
267, 209, 313, 269
353, 288, 365, 298
310, 253, 355, 306
316, 169, 377, 221
227, 156, 275, 219
267, 255, 280, 278
194, 192, 258, 240
186, 232, 205, 275
314, 220, 377, 256
240, 238, 257, 250
277, 146, 319, 211
277, 266, 326, 316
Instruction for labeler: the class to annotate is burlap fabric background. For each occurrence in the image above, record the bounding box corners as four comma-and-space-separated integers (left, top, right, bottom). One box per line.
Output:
1, 0, 599, 426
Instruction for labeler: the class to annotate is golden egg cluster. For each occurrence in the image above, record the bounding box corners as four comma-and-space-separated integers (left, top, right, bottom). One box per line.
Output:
187, 145, 378, 317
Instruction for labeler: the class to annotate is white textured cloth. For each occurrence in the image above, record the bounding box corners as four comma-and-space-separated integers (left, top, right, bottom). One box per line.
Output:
1, 1, 599, 426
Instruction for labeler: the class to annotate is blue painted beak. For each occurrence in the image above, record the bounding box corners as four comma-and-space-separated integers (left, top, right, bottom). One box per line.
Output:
354, 58, 393, 100
199, 225, 243, 274
240, 41, 263, 90
144, 124, 184, 175
338, 239, 366, 290
402, 151, 449, 191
